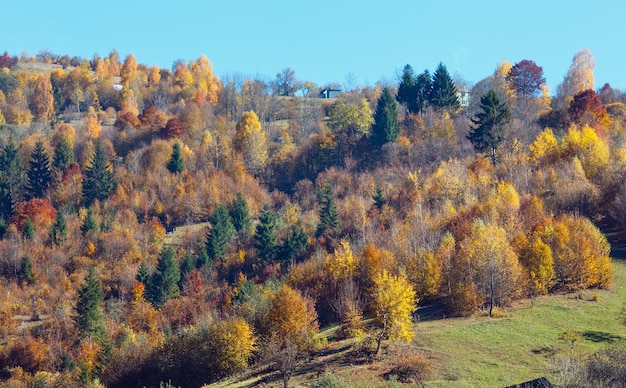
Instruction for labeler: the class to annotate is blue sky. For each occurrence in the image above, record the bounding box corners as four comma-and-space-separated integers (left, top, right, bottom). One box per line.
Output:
3, 1, 624, 93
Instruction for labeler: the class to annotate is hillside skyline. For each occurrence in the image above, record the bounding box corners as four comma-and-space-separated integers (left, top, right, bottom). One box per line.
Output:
3, 0, 625, 92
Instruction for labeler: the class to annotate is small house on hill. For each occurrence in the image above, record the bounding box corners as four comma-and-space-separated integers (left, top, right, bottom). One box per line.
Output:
319, 87, 342, 99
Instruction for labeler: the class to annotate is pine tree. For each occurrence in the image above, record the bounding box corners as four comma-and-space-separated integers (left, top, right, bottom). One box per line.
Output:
23, 217, 35, 241
230, 192, 251, 234
75, 268, 104, 336
255, 204, 278, 262
19, 255, 34, 285
370, 87, 401, 148
25, 140, 52, 200
316, 182, 339, 237
82, 139, 115, 206
148, 246, 181, 307
167, 142, 184, 174
136, 261, 150, 285
206, 204, 236, 261
81, 208, 99, 236
53, 134, 74, 170
50, 211, 67, 244
429, 63, 460, 111
0, 172, 12, 224
468, 90, 511, 165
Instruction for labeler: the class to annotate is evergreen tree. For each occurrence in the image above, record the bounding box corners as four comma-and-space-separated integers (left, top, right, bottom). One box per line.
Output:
206, 204, 236, 261
50, 75, 64, 118
81, 208, 99, 236
255, 204, 278, 262
468, 89, 511, 165
370, 87, 401, 148
415, 70, 432, 113
0, 140, 24, 196
25, 140, 52, 200
50, 211, 67, 244
281, 225, 308, 265
429, 63, 460, 111
75, 268, 104, 336
167, 142, 184, 174
136, 261, 150, 285
397, 64, 417, 113
373, 185, 385, 210
53, 134, 74, 170
23, 217, 35, 241
82, 139, 115, 206
179, 251, 195, 289
230, 192, 251, 233
148, 246, 181, 307
19, 255, 34, 285
195, 247, 211, 269
316, 182, 339, 237
0, 172, 12, 225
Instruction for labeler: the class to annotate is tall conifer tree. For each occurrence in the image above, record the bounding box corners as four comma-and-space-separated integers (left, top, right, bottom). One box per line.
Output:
75, 268, 105, 336
82, 139, 115, 206
206, 204, 236, 261
468, 90, 511, 165
255, 204, 277, 262
370, 87, 401, 148
25, 140, 52, 200
167, 142, 184, 174
148, 246, 181, 307
429, 63, 460, 111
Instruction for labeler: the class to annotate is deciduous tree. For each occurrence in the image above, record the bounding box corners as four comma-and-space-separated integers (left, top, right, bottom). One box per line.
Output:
557, 48, 596, 102
371, 270, 417, 354
506, 59, 545, 97
235, 110, 268, 176
29, 74, 55, 122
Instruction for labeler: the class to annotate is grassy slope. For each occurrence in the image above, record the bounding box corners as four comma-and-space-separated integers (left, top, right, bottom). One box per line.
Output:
213, 259, 626, 387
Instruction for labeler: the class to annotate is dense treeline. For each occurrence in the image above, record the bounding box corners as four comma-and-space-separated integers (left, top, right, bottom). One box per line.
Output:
0, 48, 625, 387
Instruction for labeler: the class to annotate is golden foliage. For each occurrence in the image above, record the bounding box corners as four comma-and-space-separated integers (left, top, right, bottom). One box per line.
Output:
371, 270, 417, 345
325, 239, 357, 281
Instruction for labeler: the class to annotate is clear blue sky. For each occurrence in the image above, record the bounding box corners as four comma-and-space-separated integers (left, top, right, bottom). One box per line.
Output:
3, 0, 624, 93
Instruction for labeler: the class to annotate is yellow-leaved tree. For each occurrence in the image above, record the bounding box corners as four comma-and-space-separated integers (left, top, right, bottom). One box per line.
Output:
235, 110, 268, 176
529, 127, 559, 165
325, 239, 357, 281
371, 270, 417, 355
520, 233, 554, 295
561, 124, 609, 182
557, 48, 595, 102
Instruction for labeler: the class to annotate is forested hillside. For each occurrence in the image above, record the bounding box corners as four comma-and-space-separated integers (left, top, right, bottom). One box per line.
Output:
0, 48, 625, 387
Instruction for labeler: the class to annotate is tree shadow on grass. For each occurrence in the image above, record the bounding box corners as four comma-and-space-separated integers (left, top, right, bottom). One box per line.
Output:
582, 330, 625, 344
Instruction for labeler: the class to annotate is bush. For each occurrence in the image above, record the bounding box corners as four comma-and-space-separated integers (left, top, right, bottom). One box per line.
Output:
387, 354, 434, 386
309, 372, 348, 388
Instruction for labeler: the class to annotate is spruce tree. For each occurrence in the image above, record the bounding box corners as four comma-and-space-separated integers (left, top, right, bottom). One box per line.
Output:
148, 246, 180, 307
19, 255, 34, 285
75, 268, 104, 336
0, 172, 12, 225
397, 64, 417, 113
82, 139, 115, 206
429, 63, 460, 111
373, 185, 385, 210
81, 208, 99, 236
281, 225, 308, 265
254, 204, 277, 262
179, 251, 195, 289
195, 247, 211, 269
230, 192, 251, 234
25, 140, 52, 200
23, 218, 35, 241
468, 90, 511, 165
316, 182, 339, 237
50, 211, 67, 244
0, 140, 24, 198
370, 87, 401, 148
415, 70, 432, 113
167, 142, 184, 174
53, 134, 74, 170
206, 204, 236, 261
136, 261, 150, 285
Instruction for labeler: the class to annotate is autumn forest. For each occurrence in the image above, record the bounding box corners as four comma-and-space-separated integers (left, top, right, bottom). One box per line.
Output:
0, 48, 625, 386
